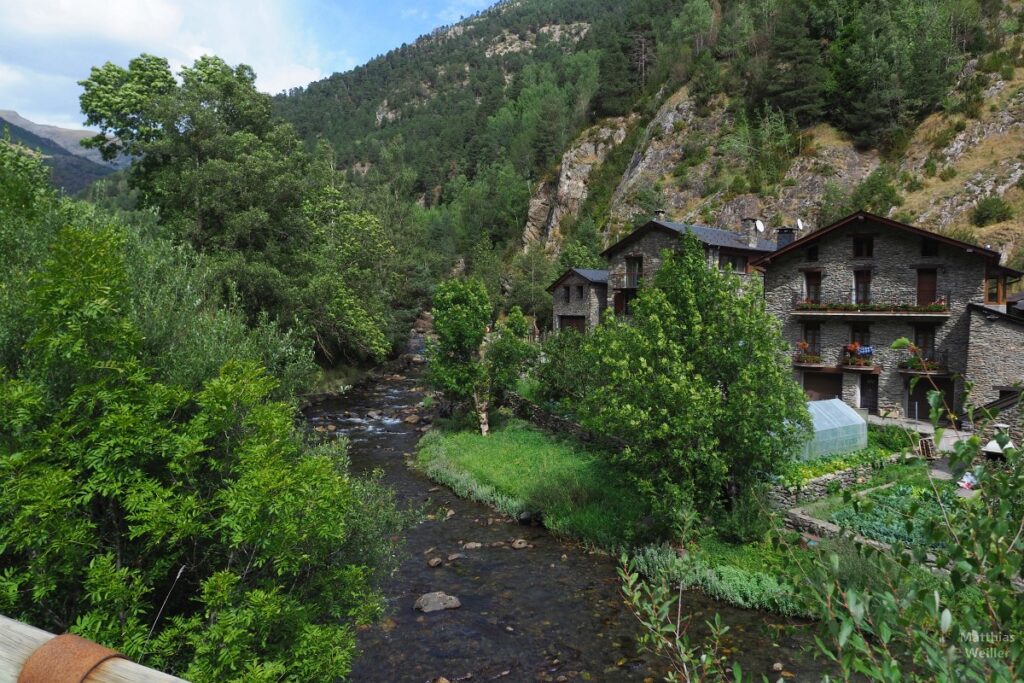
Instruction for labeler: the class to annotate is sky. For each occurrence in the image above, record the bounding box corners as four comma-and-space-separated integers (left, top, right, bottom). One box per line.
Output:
0, 0, 494, 129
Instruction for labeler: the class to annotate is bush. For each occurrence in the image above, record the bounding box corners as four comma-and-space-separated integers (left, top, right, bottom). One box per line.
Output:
972, 195, 1014, 226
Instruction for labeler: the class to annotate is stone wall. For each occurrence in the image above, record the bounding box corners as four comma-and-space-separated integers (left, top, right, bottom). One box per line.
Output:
763, 217, 987, 416
505, 393, 626, 452
768, 453, 907, 509
976, 397, 1024, 445
551, 273, 606, 331
605, 228, 682, 307
966, 307, 1024, 405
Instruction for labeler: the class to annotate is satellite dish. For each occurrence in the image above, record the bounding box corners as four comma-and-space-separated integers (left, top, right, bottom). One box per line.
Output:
755, 219, 766, 233
797, 218, 805, 231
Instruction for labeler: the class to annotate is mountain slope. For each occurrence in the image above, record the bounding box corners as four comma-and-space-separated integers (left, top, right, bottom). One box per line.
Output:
1, 113, 117, 194
275, 0, 1024, 306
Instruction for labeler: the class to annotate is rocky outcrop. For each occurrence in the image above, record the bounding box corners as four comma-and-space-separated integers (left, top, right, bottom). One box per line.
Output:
522, 115, 636, 252
607, 87, 879, 237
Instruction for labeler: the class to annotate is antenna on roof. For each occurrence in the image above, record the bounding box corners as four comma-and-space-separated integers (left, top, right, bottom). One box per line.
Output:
755, 219, 765, 233
797, 218, 805, 231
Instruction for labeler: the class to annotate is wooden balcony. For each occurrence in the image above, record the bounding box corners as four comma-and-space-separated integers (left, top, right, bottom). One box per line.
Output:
792, 291, 951, 320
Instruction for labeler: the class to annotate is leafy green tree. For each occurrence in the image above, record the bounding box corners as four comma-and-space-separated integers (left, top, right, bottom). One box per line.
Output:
571, 236, 811, 538
487, 306, 538, 404
507, 244, 558, 327
0, 195, 404, 681
79, 55, 395, 363
428, 278, 493, 435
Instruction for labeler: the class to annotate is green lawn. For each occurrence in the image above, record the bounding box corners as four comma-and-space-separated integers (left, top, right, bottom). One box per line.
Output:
416, 419, 647, 549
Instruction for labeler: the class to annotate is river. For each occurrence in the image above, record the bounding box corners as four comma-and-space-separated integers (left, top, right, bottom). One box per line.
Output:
306, 370, 826, 682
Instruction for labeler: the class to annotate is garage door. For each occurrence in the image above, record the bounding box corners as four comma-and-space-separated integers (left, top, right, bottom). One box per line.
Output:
907, 377, 954, 423
803, 372, 842, 401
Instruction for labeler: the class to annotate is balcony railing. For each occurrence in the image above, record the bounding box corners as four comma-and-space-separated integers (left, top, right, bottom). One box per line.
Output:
793, 290, 951, 314
897, 349, 950, 374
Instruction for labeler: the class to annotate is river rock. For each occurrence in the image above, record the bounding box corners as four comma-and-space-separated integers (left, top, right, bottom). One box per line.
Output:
511, 539, 529, 549
773, 662, 784, 672
463, 542, 482, 550
427, 557, 443, 567
447, 553, 465, 561
414, 592, 461, 613
326, 424, 337, 432
404, 414, 420, 424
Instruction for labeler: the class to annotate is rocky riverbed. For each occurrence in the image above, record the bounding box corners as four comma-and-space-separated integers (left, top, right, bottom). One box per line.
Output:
306, 371, 826, 682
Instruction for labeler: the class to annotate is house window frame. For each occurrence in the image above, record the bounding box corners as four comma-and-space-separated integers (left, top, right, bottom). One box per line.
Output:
853, 235, 874, 258
625, 256, 643, 288
851, 323, 871, 347
806, 244, 819, 262
921, 238, 938, 257
853, 268, 872, 304
913, 324, 937, 361
576, 284, 584, 301
804, 271, 822, 304
985, 271, 1006, 305
803, 322, 821, 355
718, 251, 747, 272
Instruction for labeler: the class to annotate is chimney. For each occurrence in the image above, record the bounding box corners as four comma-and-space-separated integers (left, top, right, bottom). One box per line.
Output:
654, 209, 667, 221
776, 227, 796, 250
741, 217, 760, 248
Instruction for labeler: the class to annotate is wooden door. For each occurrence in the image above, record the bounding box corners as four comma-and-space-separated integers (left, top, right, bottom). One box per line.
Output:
860, 374, 879, 414
917, 268, 937, 306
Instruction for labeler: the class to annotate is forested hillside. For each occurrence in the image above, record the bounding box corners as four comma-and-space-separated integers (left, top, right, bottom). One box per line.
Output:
276, 0, 1024, 327
1, 112, 116, 193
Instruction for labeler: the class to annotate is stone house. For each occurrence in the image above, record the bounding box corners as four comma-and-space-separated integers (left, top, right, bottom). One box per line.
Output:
600, 218, 777, 315
753, 211, 1023, 419
546, 268, 608, 332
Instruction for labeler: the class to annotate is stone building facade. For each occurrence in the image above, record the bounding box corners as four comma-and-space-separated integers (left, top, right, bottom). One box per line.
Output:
547, 268, 607, 332
754, 212, 1021, 419
966, 306, 1024, 405
601, 220, 776, 315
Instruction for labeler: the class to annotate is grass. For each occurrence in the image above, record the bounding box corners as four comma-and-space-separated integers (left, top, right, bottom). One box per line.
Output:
416, 419, 648, 549
311, 364, 371, 394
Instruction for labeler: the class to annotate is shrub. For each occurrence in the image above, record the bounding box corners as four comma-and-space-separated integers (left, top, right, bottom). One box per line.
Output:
972, 196, 1014, 226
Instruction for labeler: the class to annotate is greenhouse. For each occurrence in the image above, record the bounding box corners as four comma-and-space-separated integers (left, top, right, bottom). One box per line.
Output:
800, 399, 868, 460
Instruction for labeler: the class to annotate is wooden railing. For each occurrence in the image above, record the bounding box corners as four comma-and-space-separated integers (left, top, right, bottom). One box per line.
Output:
0, 615, 187, 683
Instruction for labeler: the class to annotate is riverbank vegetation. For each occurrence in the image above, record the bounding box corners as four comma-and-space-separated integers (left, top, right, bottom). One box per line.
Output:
0, 112, 406, 681
417, 419, 647, 548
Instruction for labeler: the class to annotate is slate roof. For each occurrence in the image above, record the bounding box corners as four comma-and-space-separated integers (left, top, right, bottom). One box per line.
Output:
546, 267, 609, 292
570, 268, 609, 283
601, 219, 777, 257
657, 221, 778, 252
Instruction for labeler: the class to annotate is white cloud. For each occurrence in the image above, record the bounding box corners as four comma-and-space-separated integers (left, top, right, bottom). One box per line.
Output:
0, 0, 341, 100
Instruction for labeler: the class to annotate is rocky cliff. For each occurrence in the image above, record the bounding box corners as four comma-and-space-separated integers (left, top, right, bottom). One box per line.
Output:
525, 65, 1024, 265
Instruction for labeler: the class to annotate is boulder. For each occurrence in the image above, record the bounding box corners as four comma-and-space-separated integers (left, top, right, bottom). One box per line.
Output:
414, 592, 461, 613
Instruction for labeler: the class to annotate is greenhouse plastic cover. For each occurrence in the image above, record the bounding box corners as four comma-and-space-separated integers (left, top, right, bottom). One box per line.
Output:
800, 399, 868, 460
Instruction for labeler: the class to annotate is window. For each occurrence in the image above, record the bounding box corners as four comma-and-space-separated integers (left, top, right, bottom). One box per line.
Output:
851, 323, 871, 347
913, 325, 936, 361
854, 269, 872, 304
803, 323, 821, 355
719, 252, 747, 272
921, 238, 938, 257
986, 273, 1006, 304
625, 257, 643, 288
853, 235, 874, 258
806, 245, 819, 261
563, 286, 570, 304
804, 271, 822, 303
576, 285, 584, 300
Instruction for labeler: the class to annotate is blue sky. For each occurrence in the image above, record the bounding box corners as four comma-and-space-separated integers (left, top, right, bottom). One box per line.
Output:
0, 0, 494, 129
